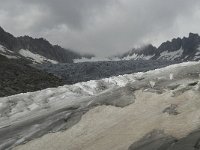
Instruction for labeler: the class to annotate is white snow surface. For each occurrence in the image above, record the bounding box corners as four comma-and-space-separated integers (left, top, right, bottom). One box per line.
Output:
0, 45, 58, 63
121, 53, 155, 60
1, 60, 200, 129
159, 48, 183, 60
0, 45, 6, 53
194, 45, 200, 60
194, 55, 200, 60
19, 49, 58, 64
73, 57, 120, 63
0, 45, 18, 59
0, 53, 18, 59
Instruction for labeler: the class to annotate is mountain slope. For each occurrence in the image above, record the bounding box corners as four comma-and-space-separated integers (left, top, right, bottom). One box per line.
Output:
119, 33, 200, 61
0, 54, 64, 97
0, 26, 92, 63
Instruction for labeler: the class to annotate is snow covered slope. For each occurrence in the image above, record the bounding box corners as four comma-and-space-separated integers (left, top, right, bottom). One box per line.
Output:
19, 49, 58, 64
158, 47, 183, 60
73, 54, 155, 63
118, 33, 200, 62
1, 61, 200, 149
0, 44, 58, 64
121, 53, 155, 61
0, 45, 19, 59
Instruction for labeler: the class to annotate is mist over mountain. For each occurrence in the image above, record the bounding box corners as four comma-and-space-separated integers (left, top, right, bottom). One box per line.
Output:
1, 26, 200, 64
0, 26, 93, 63
118, 33, 200, 61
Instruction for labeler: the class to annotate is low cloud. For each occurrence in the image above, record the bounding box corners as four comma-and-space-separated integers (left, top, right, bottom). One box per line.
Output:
1, 0, 200, 56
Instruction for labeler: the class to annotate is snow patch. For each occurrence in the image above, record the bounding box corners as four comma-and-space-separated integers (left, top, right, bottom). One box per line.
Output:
159, 48, 183, 60
169, 73, 174, 80
149, 81, 156, 88
28, 103, 39, 111
74, 57, 119, 63
0, 45, 15, 54
122, 53, 155, 61
19, 49, 58, 64
0, 45, 18, 59
0, 45, 6, 53
0, 53, 18, 59
194, 46, 200, 60
74, 54, 154, 63
194, 55, 200, 60
195, 51, 200, 56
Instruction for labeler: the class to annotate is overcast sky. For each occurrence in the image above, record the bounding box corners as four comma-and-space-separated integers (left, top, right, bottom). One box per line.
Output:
1, 0, 200, 56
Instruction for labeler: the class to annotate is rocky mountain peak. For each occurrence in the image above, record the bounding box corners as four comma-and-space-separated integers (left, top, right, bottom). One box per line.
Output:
0, 26, 89, 63
119, 33, 200, 61
189, 32, 199, 38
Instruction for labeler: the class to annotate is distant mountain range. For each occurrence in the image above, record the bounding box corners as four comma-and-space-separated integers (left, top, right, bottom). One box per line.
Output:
1, 26, 200, 96
0, 26, 93, 64
118, 33, 200, 61
1, 26, 200, 63
75, 33, 200, 63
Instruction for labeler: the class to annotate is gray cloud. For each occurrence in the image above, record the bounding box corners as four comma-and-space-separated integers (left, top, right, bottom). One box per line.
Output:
0, 0, 200, 56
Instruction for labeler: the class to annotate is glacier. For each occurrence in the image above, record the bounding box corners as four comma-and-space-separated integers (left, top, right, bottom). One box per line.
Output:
1, 61, 200, 150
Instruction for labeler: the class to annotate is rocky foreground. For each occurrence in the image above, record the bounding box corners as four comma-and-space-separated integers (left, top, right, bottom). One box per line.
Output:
1, 61, 200, 150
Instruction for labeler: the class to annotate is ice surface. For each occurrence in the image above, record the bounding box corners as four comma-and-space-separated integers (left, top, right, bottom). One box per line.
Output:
1, 61, 199, 128
14, 85, 200, 150
1, 60, 200, 150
